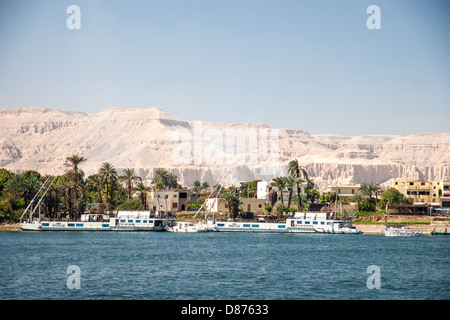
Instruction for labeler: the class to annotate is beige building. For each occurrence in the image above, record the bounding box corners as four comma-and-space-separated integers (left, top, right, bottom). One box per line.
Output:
148, 189, 189, 212
328, 184, 363, 198
392, 179, 450, 205
206, 197, 266, 214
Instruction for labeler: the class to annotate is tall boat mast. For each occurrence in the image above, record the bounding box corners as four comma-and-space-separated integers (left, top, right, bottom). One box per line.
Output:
19, 176, 51, 222
193, 171, 230, 219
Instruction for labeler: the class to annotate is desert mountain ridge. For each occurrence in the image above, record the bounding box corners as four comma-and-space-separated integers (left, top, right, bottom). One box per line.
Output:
1, 106, 449, 191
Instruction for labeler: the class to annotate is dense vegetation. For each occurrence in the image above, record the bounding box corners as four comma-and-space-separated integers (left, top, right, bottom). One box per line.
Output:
0, 156, 160, 223
1, 155, 414, 224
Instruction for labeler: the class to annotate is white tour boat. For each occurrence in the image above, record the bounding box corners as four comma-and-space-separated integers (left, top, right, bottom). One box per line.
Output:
214, 212, 362, 234
384, 226, 422, 237
166, 221, 214, 233
20, 210, 174, 232
18, 178, 175, 232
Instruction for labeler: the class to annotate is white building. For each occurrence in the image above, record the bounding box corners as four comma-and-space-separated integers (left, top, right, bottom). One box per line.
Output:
257, 180, 307, 204
257, 181, 269, 199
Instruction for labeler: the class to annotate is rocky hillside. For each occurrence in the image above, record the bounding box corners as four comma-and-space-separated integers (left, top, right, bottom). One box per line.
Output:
1, 107, 449, 191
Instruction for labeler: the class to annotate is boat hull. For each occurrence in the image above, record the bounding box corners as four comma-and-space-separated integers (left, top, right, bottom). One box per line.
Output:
19, 221, 41, 231
216, 221, 321, 233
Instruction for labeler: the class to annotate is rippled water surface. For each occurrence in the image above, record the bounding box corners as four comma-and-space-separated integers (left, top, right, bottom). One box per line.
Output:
1, 232, 448, 300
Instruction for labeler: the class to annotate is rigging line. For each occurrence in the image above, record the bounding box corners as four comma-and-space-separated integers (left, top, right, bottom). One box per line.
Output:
30, 176, 57, 217
193, 171, 230, 219
20, 176, 51, 221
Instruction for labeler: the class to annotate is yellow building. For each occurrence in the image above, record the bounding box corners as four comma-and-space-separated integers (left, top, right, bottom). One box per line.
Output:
392, 179, 450, 205
147, 189, 189, 212
328, 184, 362, 198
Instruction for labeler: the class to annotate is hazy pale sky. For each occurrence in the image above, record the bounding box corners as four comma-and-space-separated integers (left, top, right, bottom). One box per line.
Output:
0, 0, 449, 135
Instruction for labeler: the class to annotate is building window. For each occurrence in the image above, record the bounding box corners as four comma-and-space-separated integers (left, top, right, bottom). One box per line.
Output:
352, 189, 355, 194
247, 204, 251, 211
258, 204, 262, 208
409, 182, 414, 186
172, 202, 177, 208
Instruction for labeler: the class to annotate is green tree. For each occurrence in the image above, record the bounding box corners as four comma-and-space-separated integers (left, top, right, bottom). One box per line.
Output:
288, 159, 307, 210
275, 203, 287, 219
64, 155, 86, 185
98, 162, 118, 209
292, 193, 309, 211
192, 180, 202, 193
360, 182, 382, 200
119, 168, 141, 200
351, 193, 365, 212
285, 175, 303, 211
378, 187, 413, 209
116, 199, 144, 211
167, 172, 178, 189
270, 176, 287, 205
64, 155, 87, 217
248, 180, 261, 198
201, 181, 210, 191
220, 188, 241, 219
134, 182, 151, 209
0, 168, 15, 194
153, 168, 178, 189
305, 187, 320, 203
87, 174, 103, 203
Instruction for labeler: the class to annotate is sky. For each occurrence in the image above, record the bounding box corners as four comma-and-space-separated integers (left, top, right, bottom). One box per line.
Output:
0, 0, 449, 136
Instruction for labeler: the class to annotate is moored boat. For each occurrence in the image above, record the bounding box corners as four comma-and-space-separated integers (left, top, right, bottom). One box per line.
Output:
214, 212, 362, 234
165, 221, 214, 233
20, 211, 174, 232
431, 228, 448, 235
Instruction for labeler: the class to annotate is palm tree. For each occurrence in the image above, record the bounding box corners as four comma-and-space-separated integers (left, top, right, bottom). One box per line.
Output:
119, 168, 142, 200
285, 175, 302, 211
153, 168, 168, 189
288, 159, 307, 210
64, 155, 87, 216
87, 174, 103, 203
98, 162, 118, 209
360, 182, 381, 200
64, 155, 87, 185
152, 168, 178, 189
220, 188, 241, 219
352, 193, 365, 212
270, 176, 287, 205
192, 180, 202, 193
268, 187, 278, 207
167, 172, 178, 189
134, 182, 151, 209
201, 181, 210, 192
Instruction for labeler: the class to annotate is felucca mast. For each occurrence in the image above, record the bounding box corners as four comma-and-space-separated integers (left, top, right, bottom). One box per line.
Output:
193, 171, 230, 219
19, 176, 51, 222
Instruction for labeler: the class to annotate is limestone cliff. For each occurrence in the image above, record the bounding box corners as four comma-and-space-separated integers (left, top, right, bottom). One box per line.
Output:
1, 107, 449, 190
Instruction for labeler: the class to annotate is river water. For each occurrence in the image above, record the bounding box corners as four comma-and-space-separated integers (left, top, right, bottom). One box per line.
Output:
1, 231, 448, 300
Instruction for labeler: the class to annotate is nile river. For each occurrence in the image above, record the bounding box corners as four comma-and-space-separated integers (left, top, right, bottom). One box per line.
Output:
0, 231, 448, 300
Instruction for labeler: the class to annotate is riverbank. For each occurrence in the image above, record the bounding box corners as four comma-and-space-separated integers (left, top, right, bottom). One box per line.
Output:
2, 215, 449, 234
0, 224, 21, 232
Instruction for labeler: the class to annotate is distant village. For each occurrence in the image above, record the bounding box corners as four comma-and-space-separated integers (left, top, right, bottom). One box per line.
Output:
130, 178, 450, 218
